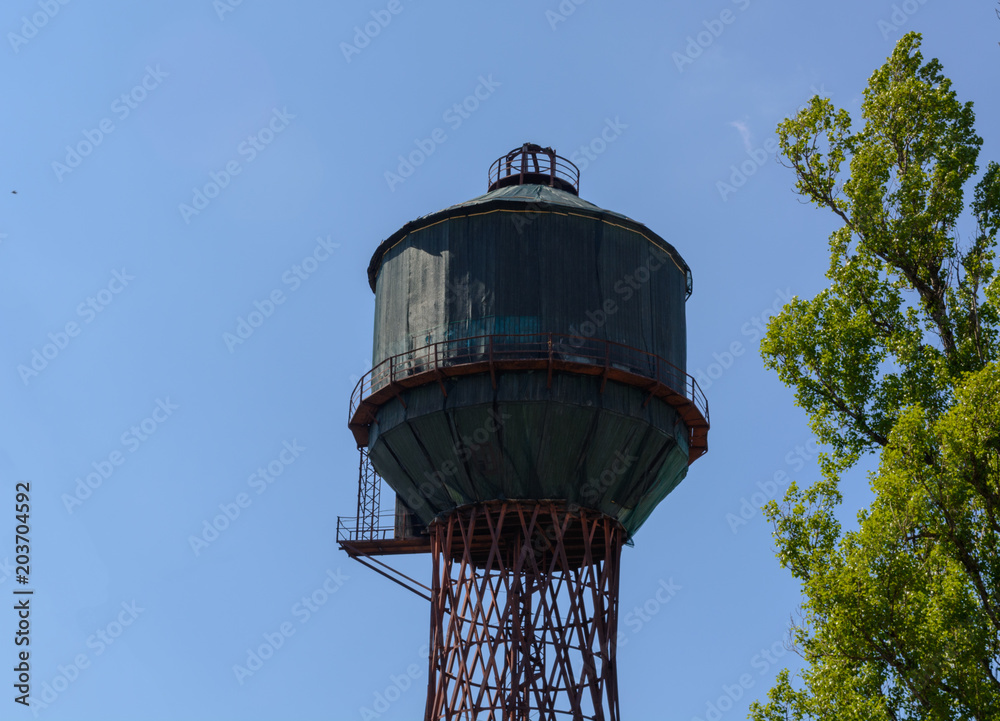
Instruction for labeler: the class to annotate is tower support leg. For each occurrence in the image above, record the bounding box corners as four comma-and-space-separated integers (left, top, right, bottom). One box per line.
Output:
425, 502, 623, 720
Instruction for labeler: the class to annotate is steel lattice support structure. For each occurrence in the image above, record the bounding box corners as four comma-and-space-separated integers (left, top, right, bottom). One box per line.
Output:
425, 502, 624, 721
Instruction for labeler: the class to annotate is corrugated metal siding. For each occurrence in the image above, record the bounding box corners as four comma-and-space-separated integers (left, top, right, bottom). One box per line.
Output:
368, 373, 690, 537
373, 211, 687, 373
366, 184, 693, 292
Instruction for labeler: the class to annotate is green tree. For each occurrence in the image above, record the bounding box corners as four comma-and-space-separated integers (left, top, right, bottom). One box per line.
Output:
749, 32, 1000, 721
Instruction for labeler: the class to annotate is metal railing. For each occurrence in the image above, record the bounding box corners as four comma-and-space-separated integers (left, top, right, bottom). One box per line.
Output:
349, 332, 709, 427
488, 144, 580, 195
337, 513, 398, 544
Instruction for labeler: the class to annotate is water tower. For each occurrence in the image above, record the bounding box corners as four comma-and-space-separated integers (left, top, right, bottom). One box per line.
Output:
339, 143, 709, 720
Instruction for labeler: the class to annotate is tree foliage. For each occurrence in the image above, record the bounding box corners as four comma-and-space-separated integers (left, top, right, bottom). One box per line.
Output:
750, 33, 1000, 720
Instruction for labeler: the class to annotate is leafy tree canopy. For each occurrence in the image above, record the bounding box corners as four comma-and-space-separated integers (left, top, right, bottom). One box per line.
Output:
750, 32, 1000, 721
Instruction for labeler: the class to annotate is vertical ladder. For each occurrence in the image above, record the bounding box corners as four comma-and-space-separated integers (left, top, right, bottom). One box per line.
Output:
355, 447, 380, 541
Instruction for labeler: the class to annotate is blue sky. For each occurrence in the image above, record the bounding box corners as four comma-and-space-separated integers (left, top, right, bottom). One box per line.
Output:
2, 1, 998, 719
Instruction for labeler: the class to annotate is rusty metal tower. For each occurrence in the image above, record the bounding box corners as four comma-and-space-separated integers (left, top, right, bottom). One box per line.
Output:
338, 143, 709, 719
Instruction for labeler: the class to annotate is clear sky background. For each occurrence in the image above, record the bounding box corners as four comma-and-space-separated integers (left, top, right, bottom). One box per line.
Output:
1, 1, 998, 720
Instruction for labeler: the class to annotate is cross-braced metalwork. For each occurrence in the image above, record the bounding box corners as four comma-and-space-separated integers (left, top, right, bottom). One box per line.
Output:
426, 502, 624, 720
355, 447, 381, 541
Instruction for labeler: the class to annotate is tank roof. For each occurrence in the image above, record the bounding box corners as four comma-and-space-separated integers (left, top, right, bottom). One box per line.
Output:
440, 183, 635, 221
366, 183, 690, 294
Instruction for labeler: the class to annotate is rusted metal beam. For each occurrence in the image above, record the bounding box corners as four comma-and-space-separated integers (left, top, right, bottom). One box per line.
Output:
350, 333, 711, 466
339, 541, 432, 602
425, 502, 623, 720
